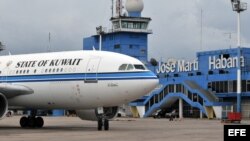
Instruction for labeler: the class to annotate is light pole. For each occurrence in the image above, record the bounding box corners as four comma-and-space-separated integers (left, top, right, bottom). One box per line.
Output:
230, 0, 247, 113
96, 26, 105, 51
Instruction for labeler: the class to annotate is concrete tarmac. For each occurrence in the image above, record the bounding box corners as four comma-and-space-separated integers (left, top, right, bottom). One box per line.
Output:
1, 116, 249, 141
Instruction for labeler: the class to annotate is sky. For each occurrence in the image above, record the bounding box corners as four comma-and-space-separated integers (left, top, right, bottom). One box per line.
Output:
0, 0, 250, 60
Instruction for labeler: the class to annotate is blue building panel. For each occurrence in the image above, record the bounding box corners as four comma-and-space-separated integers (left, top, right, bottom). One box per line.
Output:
83, 32, 149, 63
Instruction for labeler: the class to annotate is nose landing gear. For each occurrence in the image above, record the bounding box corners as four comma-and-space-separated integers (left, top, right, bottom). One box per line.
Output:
96, 107, 110, 131
98, 118, 109, 131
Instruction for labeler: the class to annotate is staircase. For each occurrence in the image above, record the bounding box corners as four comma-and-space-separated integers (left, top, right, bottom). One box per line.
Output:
130, 80, 225, 118
184, 80, 218, 102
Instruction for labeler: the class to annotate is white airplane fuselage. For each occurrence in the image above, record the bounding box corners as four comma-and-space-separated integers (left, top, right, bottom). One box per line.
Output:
0, 50, 158, 110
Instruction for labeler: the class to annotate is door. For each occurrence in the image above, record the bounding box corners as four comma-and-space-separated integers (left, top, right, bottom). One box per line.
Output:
85, 57, 101, 83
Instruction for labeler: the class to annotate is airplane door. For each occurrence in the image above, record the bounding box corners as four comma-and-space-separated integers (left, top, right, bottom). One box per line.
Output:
85, 57, 101, 83
1, 61, 12, 83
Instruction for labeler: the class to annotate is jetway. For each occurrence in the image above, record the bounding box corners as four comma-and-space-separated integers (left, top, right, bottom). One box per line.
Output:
130, 81, 232, 119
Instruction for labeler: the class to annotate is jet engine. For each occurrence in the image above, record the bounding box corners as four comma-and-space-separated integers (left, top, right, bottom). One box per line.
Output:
0, 94, 8, 119
76, 107, 118, 121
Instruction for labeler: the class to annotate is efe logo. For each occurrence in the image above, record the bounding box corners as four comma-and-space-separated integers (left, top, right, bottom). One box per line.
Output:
224, 125, 249, 141
228, 129, 246, 136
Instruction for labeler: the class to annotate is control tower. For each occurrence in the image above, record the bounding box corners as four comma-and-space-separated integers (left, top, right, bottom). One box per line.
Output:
83, 0, 152, 63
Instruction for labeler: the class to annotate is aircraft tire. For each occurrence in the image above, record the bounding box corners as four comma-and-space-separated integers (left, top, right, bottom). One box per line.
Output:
35, 117, 44, 128
104, 119, 109, 131
98, 119, 102, 131
28, 117, 36, 128
20, 116, 28, 128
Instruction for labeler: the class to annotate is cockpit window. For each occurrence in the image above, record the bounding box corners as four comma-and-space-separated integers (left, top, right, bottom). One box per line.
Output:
134, 64, 146, 70
119, 64, 128, 71
118, 64, 134, 71
127, 64, 134, 70
119, 64, 146, 71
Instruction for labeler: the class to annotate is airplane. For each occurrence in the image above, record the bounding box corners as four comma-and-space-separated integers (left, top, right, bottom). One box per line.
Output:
0, 50, 158, 130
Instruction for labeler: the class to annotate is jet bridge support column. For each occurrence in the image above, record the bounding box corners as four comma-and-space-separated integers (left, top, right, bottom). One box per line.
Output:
200, 110, 203, 119
179, 98, 183, 119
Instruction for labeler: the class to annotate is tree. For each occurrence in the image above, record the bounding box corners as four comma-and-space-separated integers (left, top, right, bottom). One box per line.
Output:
150, 58, 158, 67
150, 58, 158, 73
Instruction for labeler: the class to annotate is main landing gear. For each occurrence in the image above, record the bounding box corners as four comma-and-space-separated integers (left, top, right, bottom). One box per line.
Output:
20, 110, 44, 128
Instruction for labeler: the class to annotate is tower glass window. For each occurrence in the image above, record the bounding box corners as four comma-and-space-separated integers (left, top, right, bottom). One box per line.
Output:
121, 22, 128, 28
113, 21, 120, 29
141, 23, 148, 29
128, 22, 133, 29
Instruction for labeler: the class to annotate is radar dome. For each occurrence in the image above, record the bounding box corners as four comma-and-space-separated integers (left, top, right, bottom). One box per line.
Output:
125, 0, 144, 12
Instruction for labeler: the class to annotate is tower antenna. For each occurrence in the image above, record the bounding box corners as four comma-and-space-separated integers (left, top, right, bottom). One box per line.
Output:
48, 32, 51, 52
111, 0, 114, 17
224, 32, 233, 48
200, 9, 203, 51
116, 0, 123, 17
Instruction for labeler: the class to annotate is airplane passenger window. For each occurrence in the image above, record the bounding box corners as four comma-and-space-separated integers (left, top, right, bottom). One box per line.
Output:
56, 68, 60, 72
53, 68, 56, 72
60, 68, 63, 72
119, 64, 128, 71
69, 68, 72, 72
134, 64, 146, 70
23, 70, 26, 73
34, 69, 37, 73
45, 69, 48, 73
27, 70, 29, 74
16, 70, 19, 74
127, 64, 134, 70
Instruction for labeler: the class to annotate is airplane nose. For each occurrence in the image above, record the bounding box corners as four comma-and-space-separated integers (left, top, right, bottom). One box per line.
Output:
136, 71, 159, 97
120, 71, 159, 104
145, 72, 159, 92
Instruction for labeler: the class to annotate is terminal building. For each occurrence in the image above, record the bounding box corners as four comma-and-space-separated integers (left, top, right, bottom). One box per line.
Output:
83, 0, 250, 119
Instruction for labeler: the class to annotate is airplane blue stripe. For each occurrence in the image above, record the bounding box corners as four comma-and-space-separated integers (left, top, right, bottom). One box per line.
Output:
0, 71, 157, 83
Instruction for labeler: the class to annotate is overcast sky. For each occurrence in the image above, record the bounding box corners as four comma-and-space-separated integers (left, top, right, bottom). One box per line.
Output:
0, 0, 250, 60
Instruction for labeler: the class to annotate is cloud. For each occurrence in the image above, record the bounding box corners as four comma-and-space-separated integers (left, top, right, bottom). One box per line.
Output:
0, 0, 111, 54
144, 0, 250, 60
0, 0, 250, 60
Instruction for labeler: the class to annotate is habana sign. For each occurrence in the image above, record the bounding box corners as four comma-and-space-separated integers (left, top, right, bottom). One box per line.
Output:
209, 56, 244, 70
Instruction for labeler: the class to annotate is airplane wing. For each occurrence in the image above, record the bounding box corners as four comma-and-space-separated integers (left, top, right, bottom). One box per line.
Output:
0, 83, 34, 98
